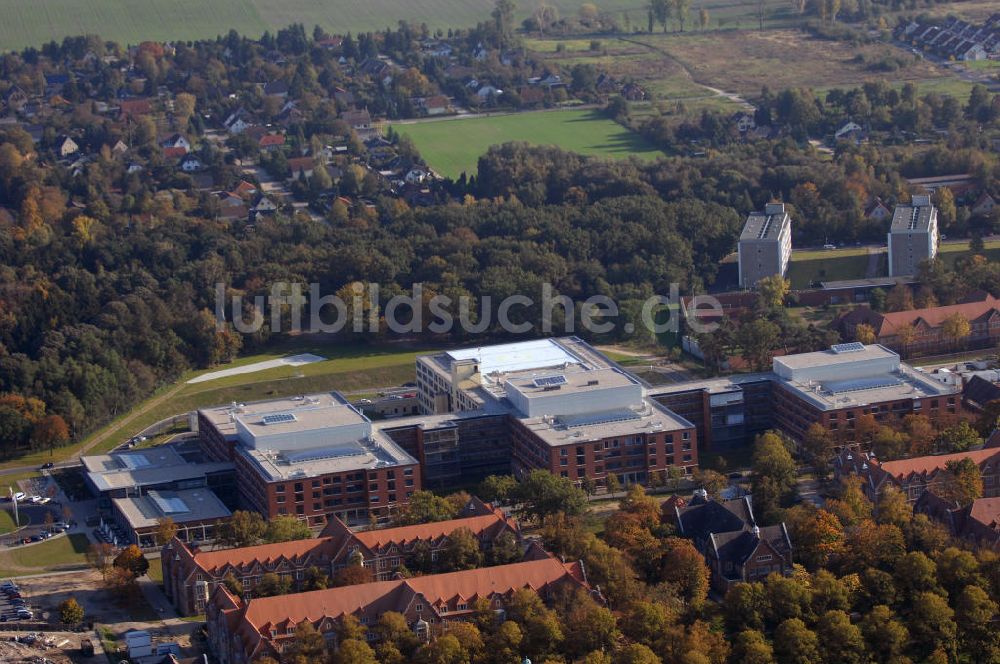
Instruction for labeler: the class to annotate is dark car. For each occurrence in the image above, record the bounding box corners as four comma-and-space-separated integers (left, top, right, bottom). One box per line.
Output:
40, 462, 53, 469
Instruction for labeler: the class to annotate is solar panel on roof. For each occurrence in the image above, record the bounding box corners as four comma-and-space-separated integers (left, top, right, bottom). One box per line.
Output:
284, 443, 364, 463
560, 408, 641, 428
150, 492, 190, 515
831, 342, 866, 354
262, 412, 296, 425
533, 375, 567, 388
824, 376, 902, 394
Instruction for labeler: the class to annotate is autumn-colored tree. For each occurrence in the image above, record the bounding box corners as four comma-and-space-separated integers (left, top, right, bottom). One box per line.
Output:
59, 597, 84, 625
756, 274, 790, 310
939, 457, 983, 507
902, 413, 936, 456
854, 323, 876, 344
816, 609, 865, 664
861, 605, 909, 663
773, 618, 820, 664
730, 629, 774, 664
801, 423, 835, 479
155, 516, 178, 546
215, 510, 266, 548
658, 537, 709, 608
895, 323, 917, 355
30, 414, 69, 452
692, 468, 728, 499
942, 312, 972, 349
439, 526, 484, 571
332, 552, 374, 587
113, 544, 149, 579
330, 638, 377, 664
785, 506, 844, 569
843, 521, 905, 572
885, 283, 914, 312
955, 584, 1000, 661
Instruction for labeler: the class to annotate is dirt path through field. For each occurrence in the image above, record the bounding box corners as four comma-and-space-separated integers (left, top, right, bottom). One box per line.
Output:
616, 36, 753, 108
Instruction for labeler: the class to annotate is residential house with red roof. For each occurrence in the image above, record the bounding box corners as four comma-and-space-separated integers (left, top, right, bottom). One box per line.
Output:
838, 295, 1000, 357
206, 554, 593, 663
162, 497, 519, 615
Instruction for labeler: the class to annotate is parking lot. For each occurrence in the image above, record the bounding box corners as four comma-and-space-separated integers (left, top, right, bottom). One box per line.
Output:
0, 580, 35, 622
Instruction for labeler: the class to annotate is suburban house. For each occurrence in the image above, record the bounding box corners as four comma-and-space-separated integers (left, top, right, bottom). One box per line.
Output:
864, 197, 892, 222
835, 447, 1000, 503
160, 133, 191, 152
340, 108, 372, 130
915, 492, 1000, 549
257, 133, 286, 152
179, 154, 204, 172
838, 295, 1000, 357
56, 135, 79, 158
118, 98, 152, 119
666, 491, 793, 591
286, 156, 315, 179
162, 497, 520, 615
973, 192, 997, 217
206, 554, 594, 663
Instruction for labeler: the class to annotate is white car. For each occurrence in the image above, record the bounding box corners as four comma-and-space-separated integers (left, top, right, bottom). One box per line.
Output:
29, 495, 42, 504
37, 497, 51, 505
11, 492, 25, 502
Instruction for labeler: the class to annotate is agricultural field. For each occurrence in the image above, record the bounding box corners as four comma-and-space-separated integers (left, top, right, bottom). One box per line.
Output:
0, 0, 646, 51
395, 109, 663, 178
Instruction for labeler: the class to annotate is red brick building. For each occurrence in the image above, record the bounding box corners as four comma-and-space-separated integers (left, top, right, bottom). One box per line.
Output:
206, 555, 595, 663
838, 295, 1000, 358
835, 447, 1000, 503
198, 394, 421, 527
162, 497, 520, 615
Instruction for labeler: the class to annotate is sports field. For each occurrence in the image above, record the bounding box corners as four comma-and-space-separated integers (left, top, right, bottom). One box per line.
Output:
0, 0, 642, 51
395, 109, 663, 179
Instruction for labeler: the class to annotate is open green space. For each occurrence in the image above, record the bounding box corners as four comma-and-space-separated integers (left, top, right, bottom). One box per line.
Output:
0, 509, 17, 535
0, 0, 649, 52
395, 109, 663, 179
0, 533, 91, 577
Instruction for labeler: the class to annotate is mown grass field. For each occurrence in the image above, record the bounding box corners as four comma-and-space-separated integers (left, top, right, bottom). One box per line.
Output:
0, 0, 650, 51
395, 109, 663, 178
0, 533, 90, 578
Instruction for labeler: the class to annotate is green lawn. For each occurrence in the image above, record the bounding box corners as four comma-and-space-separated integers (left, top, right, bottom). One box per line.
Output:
395, 109, 663, 179
0, 533, 91, 577
0, 509, 17, 535
147, 557, 162, 584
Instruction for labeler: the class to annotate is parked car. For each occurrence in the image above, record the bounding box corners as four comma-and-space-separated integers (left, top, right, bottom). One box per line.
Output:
29, 495, 42, 504
39, 462, 53, 470
37, 497, 51, 504
12, 492, 25, 502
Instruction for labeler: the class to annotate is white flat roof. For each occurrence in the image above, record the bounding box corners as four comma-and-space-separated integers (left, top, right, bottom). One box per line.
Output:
773, 343, 897, 373
445, 338, 579, 376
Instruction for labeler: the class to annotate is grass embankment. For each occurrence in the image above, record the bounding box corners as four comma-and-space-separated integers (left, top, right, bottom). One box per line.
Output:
0, 340, 432, 472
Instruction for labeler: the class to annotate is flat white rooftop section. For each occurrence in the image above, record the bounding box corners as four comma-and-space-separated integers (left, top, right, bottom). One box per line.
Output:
773, 344, 900, 383
505, 368, 643, 418
202, 393, 373, 453
445, 338, 578, 376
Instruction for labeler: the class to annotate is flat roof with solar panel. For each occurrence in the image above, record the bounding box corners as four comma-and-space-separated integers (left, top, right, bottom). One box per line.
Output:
112, 488, 231, 532
772, 344, 959, 411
